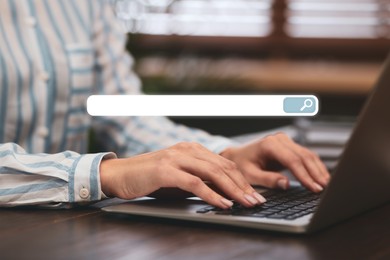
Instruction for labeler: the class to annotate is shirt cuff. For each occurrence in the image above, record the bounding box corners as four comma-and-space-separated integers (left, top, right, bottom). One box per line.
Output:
70, 152, 116, 203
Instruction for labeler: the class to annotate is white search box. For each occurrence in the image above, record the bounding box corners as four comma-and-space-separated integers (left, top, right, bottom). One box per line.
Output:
87, 95, 319, 116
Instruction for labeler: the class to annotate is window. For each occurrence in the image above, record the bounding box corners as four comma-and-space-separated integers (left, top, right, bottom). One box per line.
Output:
114, 0, 273, 37
286, 0, 390, 39
113, 0, 390, 56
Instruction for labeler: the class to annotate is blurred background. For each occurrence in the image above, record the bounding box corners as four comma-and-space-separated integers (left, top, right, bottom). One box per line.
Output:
112, 0, 390, 137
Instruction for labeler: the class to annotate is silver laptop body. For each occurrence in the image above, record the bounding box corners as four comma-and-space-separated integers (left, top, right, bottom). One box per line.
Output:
102, 56, 390, 233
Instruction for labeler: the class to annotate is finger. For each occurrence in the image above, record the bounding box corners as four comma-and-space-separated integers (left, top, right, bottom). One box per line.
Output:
293, 147, 328, 187
289, 161, 323, 193
308, 150, 331, 184
201, 160, 266, 206
174, 143, 265, 205
314, 157, 331, 184
272, 134, 325, 190
242, 163, 289, 190
160, 167, 234, 209
261, 136, 322, 192
304, 150, 330, 187
198, 145, 262, 193
177, 154, 264, 207
278, 135, 330, 187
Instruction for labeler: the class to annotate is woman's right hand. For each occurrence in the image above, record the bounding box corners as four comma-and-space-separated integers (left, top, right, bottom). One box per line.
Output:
99, 142, 266, 209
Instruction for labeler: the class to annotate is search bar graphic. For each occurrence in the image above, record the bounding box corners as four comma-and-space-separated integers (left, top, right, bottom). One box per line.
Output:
283, 97, 318, 114
87, 95, 318, 116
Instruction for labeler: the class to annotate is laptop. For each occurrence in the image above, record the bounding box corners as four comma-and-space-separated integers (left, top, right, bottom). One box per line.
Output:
102, 55, 390, 233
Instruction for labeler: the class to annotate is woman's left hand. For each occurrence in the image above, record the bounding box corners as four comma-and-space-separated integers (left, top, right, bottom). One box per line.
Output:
220, 133, 330, 192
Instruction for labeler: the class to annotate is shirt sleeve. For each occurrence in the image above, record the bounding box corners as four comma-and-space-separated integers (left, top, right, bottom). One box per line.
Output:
0, 142, 116, 207
91, 1, 236, 157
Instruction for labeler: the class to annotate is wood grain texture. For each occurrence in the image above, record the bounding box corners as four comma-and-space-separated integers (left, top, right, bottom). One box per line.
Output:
1, 203, 389, 260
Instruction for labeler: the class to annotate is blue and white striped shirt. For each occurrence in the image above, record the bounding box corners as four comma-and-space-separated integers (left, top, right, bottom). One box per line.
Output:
0, 0, 233, 206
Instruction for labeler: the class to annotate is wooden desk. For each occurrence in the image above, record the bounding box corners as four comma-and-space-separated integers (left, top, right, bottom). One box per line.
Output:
1, 202, 389, 259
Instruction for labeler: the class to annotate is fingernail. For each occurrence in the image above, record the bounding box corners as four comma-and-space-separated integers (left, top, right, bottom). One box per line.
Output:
321, 178, 329, 187
277, 179, 288, 190
313, 183, 323, 192
244, 194, 258, 205
253, 192, 267, 204
221, 198, 233, 208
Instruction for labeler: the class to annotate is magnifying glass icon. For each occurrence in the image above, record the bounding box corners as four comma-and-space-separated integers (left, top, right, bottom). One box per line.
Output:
300, 99, 313, 111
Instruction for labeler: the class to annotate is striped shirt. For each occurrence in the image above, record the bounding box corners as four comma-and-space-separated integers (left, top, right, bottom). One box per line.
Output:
0, 0, 233, 207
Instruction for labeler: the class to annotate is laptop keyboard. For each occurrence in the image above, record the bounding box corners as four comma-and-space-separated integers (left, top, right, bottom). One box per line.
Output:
196, 187, 321, 220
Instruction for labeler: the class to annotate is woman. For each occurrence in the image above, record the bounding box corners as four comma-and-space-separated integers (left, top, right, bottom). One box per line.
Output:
0, 0, 329, 208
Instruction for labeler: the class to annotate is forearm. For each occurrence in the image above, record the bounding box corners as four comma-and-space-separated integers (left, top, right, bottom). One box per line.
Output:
0, 142, 115, 207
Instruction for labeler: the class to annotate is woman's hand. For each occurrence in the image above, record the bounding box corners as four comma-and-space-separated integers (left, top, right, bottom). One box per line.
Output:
220, 133, 330, 192
100, 142, 266, 209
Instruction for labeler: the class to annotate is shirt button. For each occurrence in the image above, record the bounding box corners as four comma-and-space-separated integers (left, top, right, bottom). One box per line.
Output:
25, 17, 37, 27
37, 126, 49, 138
39, 71, 50, 82
80, 188, 90, 199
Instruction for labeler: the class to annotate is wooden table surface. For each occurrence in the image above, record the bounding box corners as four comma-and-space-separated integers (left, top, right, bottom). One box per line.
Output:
1, 201, 389, 260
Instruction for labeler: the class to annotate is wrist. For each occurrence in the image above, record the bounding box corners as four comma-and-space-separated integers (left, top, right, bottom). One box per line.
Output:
100, 158, 124, 198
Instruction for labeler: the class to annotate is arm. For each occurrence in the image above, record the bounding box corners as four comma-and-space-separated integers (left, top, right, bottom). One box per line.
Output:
0, 142, 115, 207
